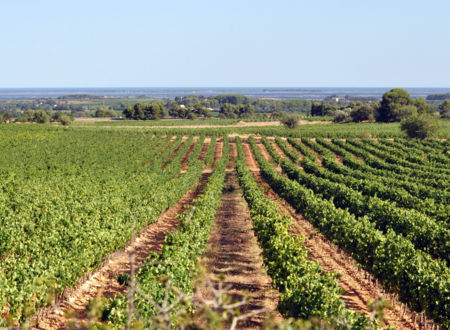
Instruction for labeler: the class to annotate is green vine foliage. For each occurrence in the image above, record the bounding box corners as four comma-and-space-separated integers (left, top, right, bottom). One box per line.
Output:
249, 136, 449, 327
235, 137, 371, 329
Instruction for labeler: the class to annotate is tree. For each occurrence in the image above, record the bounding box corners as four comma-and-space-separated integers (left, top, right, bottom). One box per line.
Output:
193, 103, 211, 117
0, 111, 13, 123
133, 103, 146, 120
95, 108, 117, 117
123, 106, 135, 119
123, 103, 166, 120
311, 102, 326, 116
169, 104, 182, 117
392, 105, 418, 121
144, 103, 165, 120
414, 98, 434, 115
33, 110, 50, 123
238, 104, 254, 118
400, 114, 438, 139
378, 88, 413, 122
219, 103, 238, 118
350, 104, 375, 122
438, 100, 450, 119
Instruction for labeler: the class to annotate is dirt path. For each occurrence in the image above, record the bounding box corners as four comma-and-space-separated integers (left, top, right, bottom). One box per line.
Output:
246, 148, 420, 329
35, 172, 212, 330
74, 119, 331, 128
197, 144, 280, 329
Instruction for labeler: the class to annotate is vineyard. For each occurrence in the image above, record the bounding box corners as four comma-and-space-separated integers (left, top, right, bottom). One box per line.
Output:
0, 125, 448, 329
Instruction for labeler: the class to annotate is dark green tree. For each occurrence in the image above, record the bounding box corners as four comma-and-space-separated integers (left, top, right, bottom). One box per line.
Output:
238, 104, 254, 118
143, 103, 165, 120
311, 102, 326, 116
438, 100, 450, 119
122, 106, 135, 119
168, 104, 181, 117
219, 103, 238, 118
350, 104, 375, 122
378, 88, 413, 122
133, 103, 146, 120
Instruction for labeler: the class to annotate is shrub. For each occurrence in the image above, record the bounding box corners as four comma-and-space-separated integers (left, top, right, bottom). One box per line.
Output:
439, 100, 450, 119
281, 114, 300, 129
350, 104, 375, 122
400, 114, 438, 139
58, 114, 73, 126
333, 110, 351, 123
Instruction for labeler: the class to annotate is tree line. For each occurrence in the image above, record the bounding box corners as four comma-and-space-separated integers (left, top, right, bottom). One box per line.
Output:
0, 109, 73, 125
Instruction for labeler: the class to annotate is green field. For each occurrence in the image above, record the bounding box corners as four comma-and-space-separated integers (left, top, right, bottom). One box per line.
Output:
0, 123, 448, 328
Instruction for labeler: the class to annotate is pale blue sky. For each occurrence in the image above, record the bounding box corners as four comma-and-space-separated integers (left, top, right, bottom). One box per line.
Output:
1, 0, 449, 87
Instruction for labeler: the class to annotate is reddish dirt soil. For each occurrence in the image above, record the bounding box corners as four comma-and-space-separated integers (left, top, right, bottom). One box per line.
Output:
143, 135, 176, 167
242, 142, 258, 171
226, 143, 237, 171
163, 136, 190, 167
334, 153, 344, 165
197, 165, 280, 329
35, 172, 212, 330
179, 138, 198, 170
303, 139, 323, 165
283, 137, 304, 162
211, 140, 223, 169
247, 153, 422, 329
198, 137, 211, 162
267, 137, 291, 161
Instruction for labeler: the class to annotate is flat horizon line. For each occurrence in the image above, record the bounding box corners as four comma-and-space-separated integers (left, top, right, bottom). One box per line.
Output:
1, 86, 450, 90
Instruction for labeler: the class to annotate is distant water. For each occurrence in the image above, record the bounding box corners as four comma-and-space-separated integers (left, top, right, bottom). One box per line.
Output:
0, 87, 449, 100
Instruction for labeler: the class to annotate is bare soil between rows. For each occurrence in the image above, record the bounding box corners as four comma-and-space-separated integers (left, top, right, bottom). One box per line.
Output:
196, 145, 280, 329
197, 173, 280, 329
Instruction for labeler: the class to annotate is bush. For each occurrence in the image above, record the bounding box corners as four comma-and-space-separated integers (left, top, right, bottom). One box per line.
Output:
95, 108, 117, 117
0, 111, 13, 123
350, 104, 375, 122
58, 114, 73, 126
333, 110, 351, 123
439, 100, 450, 119
400, 114, 438, 139
34, 110, 50, 123
281, 114, 300, 129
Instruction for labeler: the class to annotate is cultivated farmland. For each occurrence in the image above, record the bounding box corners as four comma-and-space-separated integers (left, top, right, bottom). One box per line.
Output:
0, 125, 448, 329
